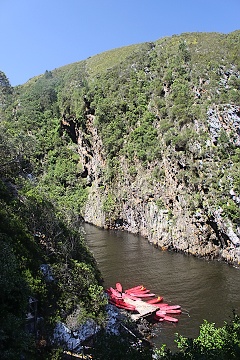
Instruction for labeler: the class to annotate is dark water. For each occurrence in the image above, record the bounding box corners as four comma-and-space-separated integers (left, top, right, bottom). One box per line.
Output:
83, 223, 240, 350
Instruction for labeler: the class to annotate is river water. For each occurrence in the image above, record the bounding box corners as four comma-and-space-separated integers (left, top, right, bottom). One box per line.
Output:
83, 223, 240, 350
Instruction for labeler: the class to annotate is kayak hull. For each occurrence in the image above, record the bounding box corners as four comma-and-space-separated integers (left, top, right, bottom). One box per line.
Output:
116, 282, 123, 293
159, 305, 181, 310
109, 298, 136, 311
126, 289, 151, 294
162, 315, 178, 323
147, 296, 163, 304
125, 285, 146, 292
155, 314, 179, 323
107, 287, 122, 298
155, 310, 166, 317
129, 292, 155, 298
122, 293, 139, 301
164, 309, 182, 314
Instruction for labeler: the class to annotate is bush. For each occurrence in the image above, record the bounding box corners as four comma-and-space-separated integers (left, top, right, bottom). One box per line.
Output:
154, 313, 240, 359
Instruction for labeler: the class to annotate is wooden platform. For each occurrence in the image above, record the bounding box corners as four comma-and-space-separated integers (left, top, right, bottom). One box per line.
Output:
123, 298, 159, 321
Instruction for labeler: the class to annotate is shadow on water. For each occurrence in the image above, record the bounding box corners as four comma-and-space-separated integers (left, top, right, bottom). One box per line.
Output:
83, 223, 240, 350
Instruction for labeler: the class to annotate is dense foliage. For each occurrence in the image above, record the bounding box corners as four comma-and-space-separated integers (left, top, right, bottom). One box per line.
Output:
155, 313, 240, 360
0, 182, 106, 358
0, 74, 106, 358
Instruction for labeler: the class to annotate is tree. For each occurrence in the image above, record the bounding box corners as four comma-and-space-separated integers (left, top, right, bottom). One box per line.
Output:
154, 313, 240, 359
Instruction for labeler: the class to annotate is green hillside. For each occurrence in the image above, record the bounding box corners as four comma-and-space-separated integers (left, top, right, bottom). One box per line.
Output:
11, 31, 240, 227
1, 30, 240, 358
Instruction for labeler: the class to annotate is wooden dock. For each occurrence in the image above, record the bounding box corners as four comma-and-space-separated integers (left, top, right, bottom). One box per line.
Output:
123, 298, 159, 321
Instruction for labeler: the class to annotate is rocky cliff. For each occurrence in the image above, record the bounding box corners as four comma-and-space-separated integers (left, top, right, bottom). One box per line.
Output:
76, 104, 240, 266
66, 32, 240, 266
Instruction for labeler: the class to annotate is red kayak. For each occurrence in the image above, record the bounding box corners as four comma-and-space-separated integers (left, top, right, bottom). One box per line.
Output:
107, 287, 122, 299
155, 310, 166, 317
147, 296, 163, 304
122, 293, 138, 301
159, 305, 181, 310
126, 289, 151, 295
125, 285, 146, 292
116, 282, 123, 293
164, 309, 182, 315
163, 315, 179, 323
154, 314, 179, 323
109, 298, 136, 311
150, 302, 168, 308
129, 292, 155, 298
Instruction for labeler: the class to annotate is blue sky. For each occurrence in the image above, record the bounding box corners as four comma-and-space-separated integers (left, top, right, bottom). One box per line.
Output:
1, 0, 239, 86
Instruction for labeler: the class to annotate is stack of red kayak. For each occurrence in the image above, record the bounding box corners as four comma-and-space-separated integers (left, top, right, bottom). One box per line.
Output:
124, 285, 156, 298
106, 282, 182, 323
153, 304, 181, 323
106, 287, 136, 311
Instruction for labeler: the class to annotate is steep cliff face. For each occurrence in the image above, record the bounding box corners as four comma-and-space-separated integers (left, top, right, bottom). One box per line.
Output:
78, 114, 107, 227
70, 32, 240, 266
65, 33, 240, 267
77, 105, 240, 266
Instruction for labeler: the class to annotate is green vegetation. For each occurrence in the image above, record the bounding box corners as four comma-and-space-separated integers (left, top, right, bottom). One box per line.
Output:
154, 313, 240, 359
86, 44, 141, 77
0, 178, 106, 358
7, 33, 239, 224
0, 75, 105, 359
1, 30, 240, 357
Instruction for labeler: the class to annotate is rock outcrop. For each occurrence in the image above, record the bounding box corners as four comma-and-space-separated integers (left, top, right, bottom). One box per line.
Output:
76, 106, 240, 267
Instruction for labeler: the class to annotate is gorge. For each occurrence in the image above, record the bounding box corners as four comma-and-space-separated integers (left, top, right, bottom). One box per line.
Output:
1, 29, 240, 358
